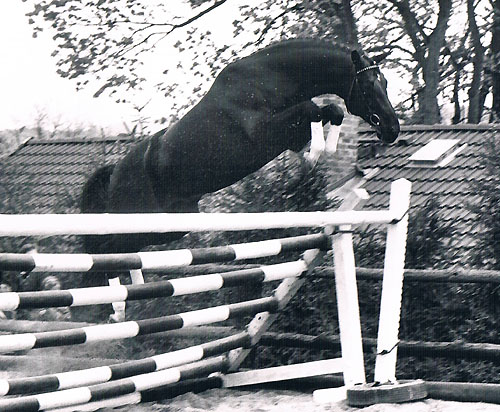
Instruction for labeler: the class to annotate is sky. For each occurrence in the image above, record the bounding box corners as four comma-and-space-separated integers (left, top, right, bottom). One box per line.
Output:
0, 2, 138, 134
0, 1, 248, 135
0, 1, 408, 136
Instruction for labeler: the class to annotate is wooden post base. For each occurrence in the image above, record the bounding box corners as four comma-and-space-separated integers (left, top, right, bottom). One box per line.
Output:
347, 380, 427, 406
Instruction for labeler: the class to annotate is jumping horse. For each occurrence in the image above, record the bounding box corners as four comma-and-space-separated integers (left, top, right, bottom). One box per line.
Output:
80, 39, 400, 319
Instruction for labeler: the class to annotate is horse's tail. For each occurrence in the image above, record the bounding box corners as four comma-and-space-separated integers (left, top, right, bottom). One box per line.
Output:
81, 164, 115, 214
80, 164, 115, 254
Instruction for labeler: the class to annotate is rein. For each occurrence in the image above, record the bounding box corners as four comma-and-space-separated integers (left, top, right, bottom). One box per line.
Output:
347, 65, 381, 126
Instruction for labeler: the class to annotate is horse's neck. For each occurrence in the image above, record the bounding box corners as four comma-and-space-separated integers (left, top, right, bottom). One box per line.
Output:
269, 43, 354, 100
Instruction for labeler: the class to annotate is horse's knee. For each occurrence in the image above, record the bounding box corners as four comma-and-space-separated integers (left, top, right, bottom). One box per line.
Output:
322, 103, 344, 126
301, 101, 323, 123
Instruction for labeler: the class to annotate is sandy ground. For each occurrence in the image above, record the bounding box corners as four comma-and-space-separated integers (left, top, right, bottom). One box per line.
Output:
106, 388, 500, 412
4, 363, 500, 411
3, 348, 500, 411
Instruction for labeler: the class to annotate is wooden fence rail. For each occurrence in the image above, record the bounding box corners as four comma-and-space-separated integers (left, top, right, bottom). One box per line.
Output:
159, 265, 500, 284
259, 332, 500, 364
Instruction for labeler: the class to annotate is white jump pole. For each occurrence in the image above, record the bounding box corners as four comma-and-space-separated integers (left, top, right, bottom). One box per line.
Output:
374, 178, 411, 383
315, 179, 412, 405
314, 227, 364, 404
0, 211, 400, 236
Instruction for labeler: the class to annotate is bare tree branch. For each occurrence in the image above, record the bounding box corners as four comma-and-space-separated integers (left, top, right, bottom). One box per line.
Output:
114, 0, 229, 58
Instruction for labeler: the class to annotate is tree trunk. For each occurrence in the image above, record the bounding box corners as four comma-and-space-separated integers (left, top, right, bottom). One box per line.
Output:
492, 0, 500, 122
419, 55, 444, 124
467, 0, 487, 124
390, 0, 452, 124
452, 68, 462, 124
421, 0, 452, 124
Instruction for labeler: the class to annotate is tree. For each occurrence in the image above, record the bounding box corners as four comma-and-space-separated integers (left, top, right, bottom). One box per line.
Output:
25, 0, 495, 125
396, 0, 452, 124
468, 137, 500, 269
360, 0, 497, 125
492, 0, 500, 122
466, 0, 489, 123
25, 0, 363, 125
359, 0, 453, 124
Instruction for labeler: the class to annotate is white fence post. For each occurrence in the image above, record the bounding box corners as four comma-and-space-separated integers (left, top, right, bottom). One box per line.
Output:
374, 178, 412, 383
332, 189, 369, 387
313, 190, 367, 404
332, 226, 366, 387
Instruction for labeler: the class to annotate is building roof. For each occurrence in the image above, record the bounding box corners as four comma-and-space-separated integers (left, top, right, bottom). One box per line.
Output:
0, 136, 137, 214
0, 124, 497, 259
358, 124, 500, 256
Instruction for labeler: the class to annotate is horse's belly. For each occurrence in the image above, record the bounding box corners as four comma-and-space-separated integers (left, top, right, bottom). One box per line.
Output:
164, 162, 252, 197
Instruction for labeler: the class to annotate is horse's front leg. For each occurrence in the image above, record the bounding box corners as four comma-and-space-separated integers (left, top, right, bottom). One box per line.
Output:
320, 102, 344, 126
108, 275, 126, 323
306, 103, 345, 166
256, 100, 344, 150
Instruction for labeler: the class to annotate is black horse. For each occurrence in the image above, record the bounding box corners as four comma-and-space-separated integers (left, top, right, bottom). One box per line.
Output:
81, 39, 399, 284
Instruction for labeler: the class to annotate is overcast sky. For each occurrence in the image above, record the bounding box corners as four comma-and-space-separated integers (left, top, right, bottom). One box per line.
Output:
1, 2, 136, 133
1, 2, 409, 135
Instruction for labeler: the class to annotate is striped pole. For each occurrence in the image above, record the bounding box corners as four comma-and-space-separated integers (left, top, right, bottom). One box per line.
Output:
0, 234, 327, 273
0, 260, 307, 311
0, 297, 277, 353
0, 332, 249, 397
45, 376, 225, 412
0, 356, 227, 411
45, 393, 142, 412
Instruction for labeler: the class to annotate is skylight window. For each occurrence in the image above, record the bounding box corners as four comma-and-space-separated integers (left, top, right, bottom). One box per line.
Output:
408, 139, 463, 167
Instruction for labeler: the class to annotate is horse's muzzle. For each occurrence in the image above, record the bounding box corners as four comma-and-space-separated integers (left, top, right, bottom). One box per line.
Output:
378, 123, 400, 144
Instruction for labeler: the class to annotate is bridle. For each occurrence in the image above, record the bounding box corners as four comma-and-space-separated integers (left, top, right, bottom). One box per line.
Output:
346, 65, 382, 126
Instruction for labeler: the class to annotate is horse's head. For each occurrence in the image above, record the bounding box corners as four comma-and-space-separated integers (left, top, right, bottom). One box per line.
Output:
346, 50, 400, 144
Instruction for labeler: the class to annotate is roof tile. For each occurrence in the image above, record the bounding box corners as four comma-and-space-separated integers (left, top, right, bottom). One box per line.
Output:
0, 137, 138, 214
359, 124, 500, 260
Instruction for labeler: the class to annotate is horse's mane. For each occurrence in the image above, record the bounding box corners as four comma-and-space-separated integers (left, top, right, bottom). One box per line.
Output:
258, 38, 352, 54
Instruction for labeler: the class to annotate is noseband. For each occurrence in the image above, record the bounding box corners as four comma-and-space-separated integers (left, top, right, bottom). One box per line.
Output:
347, 65, 381, 126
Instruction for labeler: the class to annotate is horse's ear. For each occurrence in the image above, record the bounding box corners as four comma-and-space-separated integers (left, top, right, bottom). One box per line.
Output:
372, 51, 391, 64
351, 50, 363, 69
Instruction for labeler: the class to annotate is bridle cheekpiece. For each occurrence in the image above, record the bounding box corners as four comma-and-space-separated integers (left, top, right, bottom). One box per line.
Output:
356, 65, 380, 75
347, 65, 381, 126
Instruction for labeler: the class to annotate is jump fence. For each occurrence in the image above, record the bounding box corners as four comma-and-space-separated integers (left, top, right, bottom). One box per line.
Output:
0, 178, 412, 410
